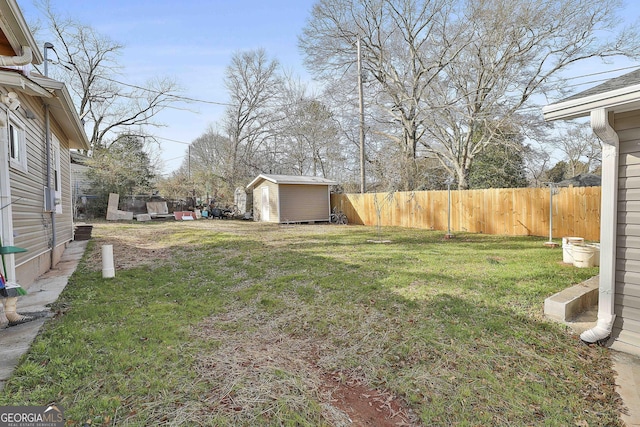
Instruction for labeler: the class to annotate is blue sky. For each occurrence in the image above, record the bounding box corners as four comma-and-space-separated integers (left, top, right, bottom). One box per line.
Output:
19, 0, 317, 174
17, 0, 640, 174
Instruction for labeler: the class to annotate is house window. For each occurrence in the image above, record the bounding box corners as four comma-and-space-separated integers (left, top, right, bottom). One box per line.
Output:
8, 120, 27, 172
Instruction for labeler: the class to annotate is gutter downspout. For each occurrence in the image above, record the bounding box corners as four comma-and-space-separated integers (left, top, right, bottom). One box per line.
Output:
0, 46, 32, 67
45, 102, 55, 267
581, 108, 618, 344
43, 44, 55, 268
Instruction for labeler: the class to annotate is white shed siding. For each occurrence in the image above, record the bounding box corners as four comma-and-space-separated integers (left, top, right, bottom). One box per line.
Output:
252, 180, 279, 223
614, 110, 640, 350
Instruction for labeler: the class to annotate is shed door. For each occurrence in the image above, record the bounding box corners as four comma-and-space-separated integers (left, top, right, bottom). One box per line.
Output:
261, 186, 270, 221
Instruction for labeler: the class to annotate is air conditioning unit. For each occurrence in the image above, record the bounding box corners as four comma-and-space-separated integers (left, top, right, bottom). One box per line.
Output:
43, 187, 55, 212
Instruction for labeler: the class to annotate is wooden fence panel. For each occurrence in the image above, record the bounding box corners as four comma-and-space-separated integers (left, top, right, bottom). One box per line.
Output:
331, 186, 601, 241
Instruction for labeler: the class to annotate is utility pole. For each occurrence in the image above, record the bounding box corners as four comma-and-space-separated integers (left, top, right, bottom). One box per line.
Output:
357, 37, 366, 194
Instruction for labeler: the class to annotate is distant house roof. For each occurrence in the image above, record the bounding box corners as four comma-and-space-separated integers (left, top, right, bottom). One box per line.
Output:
70, 151, 90, 165
556, 173, 601, 187
543, 68, 640, 121
561, 69, 640, 103
246, 174, 337, 190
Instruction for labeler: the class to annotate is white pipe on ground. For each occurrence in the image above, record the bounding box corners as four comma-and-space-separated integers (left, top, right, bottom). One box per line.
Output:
101, 245, 115, 278
581, 108, 618, 344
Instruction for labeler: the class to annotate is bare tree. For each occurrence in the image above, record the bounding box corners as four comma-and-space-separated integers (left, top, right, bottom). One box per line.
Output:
275, 76, 343, 177
549, 122, 602, 177
423, 0, 639, 188
301, 0, 640, 190
223, 49, 282, 189
37, 0, 182, 150
300, 0, 467, 190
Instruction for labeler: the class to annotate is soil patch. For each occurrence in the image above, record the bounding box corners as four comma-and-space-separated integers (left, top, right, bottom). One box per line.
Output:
315, 368, 418, 426
191, 309, 420, 426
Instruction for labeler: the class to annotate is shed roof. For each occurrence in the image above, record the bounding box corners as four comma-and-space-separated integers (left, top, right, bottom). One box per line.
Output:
247, 174, 337, 190
543, 68, 640, 121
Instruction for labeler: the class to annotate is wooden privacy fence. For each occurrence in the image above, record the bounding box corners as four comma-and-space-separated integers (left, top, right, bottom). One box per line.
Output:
331, 186, 601, 241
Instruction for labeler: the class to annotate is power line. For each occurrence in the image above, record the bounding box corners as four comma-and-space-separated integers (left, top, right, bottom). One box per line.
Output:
149, 135, 192, 145
559, 64, 640, 82
62, 61, 232, 107
99, 74, 232, 106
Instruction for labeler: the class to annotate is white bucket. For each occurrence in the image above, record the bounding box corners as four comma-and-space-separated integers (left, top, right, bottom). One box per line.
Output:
572, 245, 596, 268
587, 243, 600, 267
562, 237, 584, 264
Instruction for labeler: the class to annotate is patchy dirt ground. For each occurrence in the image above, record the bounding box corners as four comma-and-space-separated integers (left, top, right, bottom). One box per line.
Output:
192, 309, 419, 426
84, 220, 420, 426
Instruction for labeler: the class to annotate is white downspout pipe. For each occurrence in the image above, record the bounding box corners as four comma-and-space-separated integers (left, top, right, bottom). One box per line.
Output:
0, 46, 32, 67
44, 44, 56, 268
581, 108, 618, 344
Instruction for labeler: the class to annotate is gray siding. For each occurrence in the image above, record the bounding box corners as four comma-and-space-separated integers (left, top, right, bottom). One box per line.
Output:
614, 110, 640, 350
71, 163, 92, 196
5, 91, 74, 282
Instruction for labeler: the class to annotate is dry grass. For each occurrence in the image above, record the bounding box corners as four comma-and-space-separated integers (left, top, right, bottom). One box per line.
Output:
0, 220, 620, 426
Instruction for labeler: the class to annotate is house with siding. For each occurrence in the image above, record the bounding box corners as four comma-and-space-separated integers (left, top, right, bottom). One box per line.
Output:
543, 68, 640, 356
246, 174, 337, 223
0, 0, 89, 287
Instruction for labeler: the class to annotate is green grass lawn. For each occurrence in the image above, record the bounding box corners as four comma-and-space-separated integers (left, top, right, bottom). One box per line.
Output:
0, 221, 620, 426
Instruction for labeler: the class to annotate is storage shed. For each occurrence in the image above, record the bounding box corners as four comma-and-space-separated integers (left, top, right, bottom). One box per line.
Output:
246, 174, 337, 223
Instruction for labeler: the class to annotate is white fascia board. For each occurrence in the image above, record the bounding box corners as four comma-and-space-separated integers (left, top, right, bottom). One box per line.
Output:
247, 173, 338, 190
276, 179, 338, 185
542, 83, 640, 121
0, 70, 52, 97
246, 174, 268, 190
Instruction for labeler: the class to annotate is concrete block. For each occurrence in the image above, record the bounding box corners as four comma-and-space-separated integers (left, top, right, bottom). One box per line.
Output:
106, 193, 120, 220
136, 214, 152, 222
544, 276, 599, 322
115, 210, 134, 221
146, 201, 168, 215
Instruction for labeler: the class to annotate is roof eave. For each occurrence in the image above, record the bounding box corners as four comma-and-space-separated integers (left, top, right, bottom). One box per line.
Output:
0, 68, 52, 97
543, 83, 640, 121
276, 179, 338, 185
246, 174, 338, 190
246, 174, 268, 190
30, 75, 90, 150
0, 0, 44, 64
